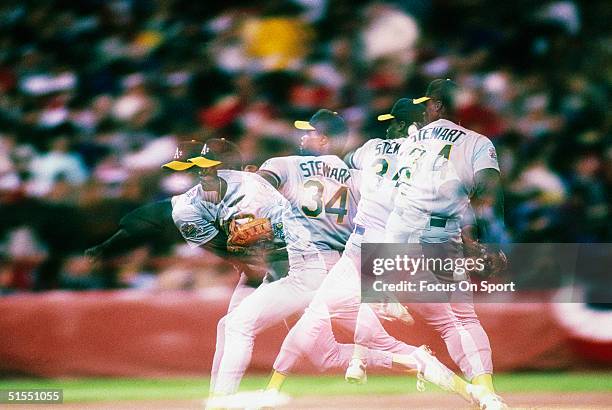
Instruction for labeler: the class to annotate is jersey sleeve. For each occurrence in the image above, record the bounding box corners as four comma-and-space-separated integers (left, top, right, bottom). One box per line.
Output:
472, 137, 500, 174
258, 157, 289, 188
171, 196, 219, 248
119, 199, 173, 234
348, 169, 362, 202
346, 140, 374, 170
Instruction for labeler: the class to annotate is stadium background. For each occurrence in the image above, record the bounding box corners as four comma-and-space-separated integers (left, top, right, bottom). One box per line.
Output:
0, 0, 610, 408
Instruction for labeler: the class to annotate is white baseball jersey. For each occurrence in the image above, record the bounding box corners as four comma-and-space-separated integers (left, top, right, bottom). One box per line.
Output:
393, 118, 500, 231
347, 138, 407, 231
171, 170, 315, 255
259, 155, 361, 252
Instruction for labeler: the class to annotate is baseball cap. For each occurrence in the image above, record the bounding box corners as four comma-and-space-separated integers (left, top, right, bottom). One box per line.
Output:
412, 78, 458, 105
188, 138, 243, 170
294, 109, 347, 137
162, 140, 204, 171
377, 98, 423, 122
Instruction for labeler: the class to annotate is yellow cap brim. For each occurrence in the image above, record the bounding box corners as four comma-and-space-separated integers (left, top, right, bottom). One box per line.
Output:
188, 156, 223, 168
413, 96, 431, 104
377, 113, 395, 121
294, 120, 316, 130
162, 161, 195, 171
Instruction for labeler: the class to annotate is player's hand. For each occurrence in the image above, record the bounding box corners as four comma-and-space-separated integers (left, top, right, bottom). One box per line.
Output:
482, 247, 507, 276
463, 240, 507, 277
84, 244, 104, 266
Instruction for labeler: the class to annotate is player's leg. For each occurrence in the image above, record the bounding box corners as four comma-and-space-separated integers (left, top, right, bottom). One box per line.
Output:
213, 257, 327, 395
270, 255, 469, 399
431, 240, 496, 393
415, 239, 497, 393
271, 296, 394, 378
391, 345, 476, 401
268, 251, 417, 389
217, 343, 477, 410
272, 297, 473, 402
209, 273, 255, 393
350, 303, 476, 401
269, 255, 363, 389
407, 302, 487, 378
451, 302, 495, 391
347, 302, 473, 401
346, 303, 418, 384
354, 303, 417, 354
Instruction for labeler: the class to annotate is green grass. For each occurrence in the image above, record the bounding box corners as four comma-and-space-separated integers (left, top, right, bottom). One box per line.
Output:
0, 373, 610, 402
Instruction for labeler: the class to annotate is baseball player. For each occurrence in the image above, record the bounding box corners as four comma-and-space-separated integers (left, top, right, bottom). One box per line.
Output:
199, 113, 378, 403
209, 109, 424, 408
86, 140, 298, 402
84, 140, 263, 276
257, 109, 360, 255
206, 110, 359, 404
377, 79, 507, 409
215, 100, 482, 409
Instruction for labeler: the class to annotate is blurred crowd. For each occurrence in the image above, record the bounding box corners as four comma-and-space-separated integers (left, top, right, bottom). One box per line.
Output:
0, 0, 610, 293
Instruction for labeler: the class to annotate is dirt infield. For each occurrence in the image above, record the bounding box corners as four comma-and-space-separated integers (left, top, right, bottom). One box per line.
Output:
29, 392, 612, 409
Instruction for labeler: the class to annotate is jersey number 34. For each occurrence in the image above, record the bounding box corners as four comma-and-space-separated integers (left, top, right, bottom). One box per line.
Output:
301, 180, 348, 224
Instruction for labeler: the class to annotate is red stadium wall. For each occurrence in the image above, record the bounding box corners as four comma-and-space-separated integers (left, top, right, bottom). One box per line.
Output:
0, 290, 606, 378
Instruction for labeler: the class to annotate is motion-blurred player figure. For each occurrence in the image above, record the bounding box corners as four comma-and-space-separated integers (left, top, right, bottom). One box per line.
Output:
354, 79, 507, 409
207, 110, 361, 404
210, 110, 425, 407
166, 139, 338, 408
218, 100, 481, 409
258, 109, 360, 258
86, 139, 298, 409
84, 140, 253, 272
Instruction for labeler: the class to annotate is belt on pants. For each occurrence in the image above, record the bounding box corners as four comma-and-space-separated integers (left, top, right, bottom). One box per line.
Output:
429, 216, 449, 228
290, 250, 340, 265
356, 219, 447, 232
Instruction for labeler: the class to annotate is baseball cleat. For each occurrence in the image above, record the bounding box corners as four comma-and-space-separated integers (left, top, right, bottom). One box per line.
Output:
466, 384, 508, 410
345, 358, 368, 384
394, 345, 454, 392
205, 389, 291, 409
415, 345, 455, 391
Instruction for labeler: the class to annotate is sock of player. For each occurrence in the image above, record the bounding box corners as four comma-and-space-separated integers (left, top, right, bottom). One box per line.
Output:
472, 373, 495, 393
266, 371, 287, 391
452, 375, 473, 402
351, 344, 368, 363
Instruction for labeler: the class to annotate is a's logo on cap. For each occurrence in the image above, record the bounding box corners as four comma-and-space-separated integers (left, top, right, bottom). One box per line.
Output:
201, 144, 210, 155
173, 147, 182, 159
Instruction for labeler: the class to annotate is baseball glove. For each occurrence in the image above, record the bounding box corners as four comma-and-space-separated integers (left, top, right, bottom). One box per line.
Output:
463, 241, 508, 278
227, 217, 274, 254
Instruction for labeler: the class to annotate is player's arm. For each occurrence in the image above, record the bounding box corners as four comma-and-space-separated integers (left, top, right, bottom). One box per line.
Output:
467, 137, 505, 242
343, 150, 357, 169
85, 199, 227, 258
466, 168, 504, 242
172, 205, 219, 248
257, 170, 280, 189
257, 157, 288, 190
344, 140, 373, 170
84, 199, 177, 260
464, 168, 508, 276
